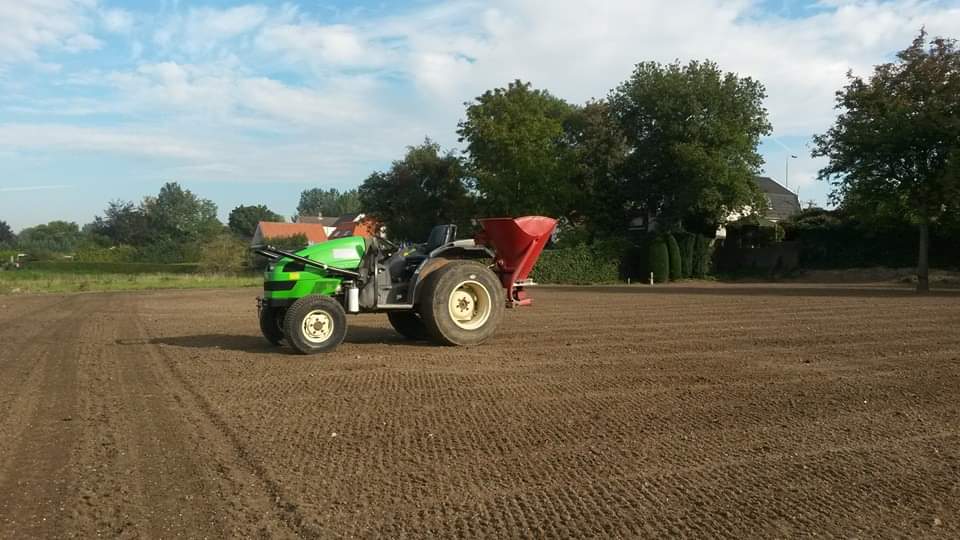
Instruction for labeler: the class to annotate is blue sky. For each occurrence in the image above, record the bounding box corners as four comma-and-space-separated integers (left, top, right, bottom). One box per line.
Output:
2, 0, 959, 231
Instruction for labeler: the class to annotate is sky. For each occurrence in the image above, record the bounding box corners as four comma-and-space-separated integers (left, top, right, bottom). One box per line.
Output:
1, 0, 959, 231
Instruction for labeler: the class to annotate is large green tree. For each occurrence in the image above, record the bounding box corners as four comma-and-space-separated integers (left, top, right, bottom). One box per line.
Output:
813, 31, 960, 292
359, 140, 475, 242
0, 220, 15, 247
142, 182, 222, 241
17, 221, 84, 253
458, 80, 577, 218
228, 204, 283, 237
609, 60, 771, 231
563, 100, 630, 239
296, 188, 361, 218
88, 200, 150, 246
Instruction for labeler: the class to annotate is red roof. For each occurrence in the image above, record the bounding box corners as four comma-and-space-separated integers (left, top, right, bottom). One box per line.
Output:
256, 222, 328, 243
328, 217, 380, 239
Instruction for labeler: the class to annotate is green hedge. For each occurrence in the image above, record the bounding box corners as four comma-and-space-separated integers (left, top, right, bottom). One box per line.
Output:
74, 245, 139, 263
783, 208, 960, 269
531, 244, 620, 284
24, 261, 202, 274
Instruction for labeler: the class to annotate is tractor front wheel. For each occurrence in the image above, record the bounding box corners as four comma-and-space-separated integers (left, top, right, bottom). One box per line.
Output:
387, 311, 428, 340
283, 295, 348, 354
418, 261, 504, 346
259, 306, 286, 345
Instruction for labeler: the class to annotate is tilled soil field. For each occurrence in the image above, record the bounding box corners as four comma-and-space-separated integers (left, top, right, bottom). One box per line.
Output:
1, 284, 959, 538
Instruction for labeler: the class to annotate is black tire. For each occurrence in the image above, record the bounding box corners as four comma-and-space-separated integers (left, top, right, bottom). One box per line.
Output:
417, 260, 504, 346
283, 295, 348, 354
259, 306, 285, 345
387, 311, 429, 340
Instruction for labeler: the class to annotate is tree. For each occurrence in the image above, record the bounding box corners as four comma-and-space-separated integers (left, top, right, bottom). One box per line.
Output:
609, 60, 771, 231
813, 31, 960, 292
142, 182, 222, 242
359, 139, 475, 242
228, 204, 283, 237
0, 220, 15, 247
88, 200, 149, 246
296, 188, 361, 218
563, 100, 630, 239
17, 221, 83, 253
458, 80, 578, 218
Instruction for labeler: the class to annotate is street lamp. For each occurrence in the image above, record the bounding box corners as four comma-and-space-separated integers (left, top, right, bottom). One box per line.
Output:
785, 154, 798, 192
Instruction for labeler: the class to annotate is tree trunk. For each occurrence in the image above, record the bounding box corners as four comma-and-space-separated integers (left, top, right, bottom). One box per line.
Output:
917, 221, 930, 293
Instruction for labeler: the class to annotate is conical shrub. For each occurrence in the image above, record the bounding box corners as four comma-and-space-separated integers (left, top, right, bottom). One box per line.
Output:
665, 233, 682, 281
647, 235, 669, 283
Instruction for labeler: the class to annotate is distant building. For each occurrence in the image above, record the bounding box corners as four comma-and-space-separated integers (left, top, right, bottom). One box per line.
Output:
294, 215, 340, 237
251, 222, 329, 246
328, 213, 380, 239
630, 175, 800, 237
753, 176, 801, 222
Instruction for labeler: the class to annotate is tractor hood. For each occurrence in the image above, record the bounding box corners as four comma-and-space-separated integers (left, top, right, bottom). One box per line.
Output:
272, 236, 366, 274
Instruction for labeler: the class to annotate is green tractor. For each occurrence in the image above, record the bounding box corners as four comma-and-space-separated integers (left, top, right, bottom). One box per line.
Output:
254, 216, 556, 354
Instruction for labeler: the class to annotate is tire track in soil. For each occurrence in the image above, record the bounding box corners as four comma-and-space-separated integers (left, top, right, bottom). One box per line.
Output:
0, 296, 84, 538
130, 294, 313, 539
61, 294, 295, 539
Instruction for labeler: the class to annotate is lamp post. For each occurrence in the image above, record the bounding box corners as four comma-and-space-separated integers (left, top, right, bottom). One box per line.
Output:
785, 154, 798, 192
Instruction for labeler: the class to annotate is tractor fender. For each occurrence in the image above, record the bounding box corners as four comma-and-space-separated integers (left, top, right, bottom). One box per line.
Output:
408, 257, 450, 305
428, 239, 495, 260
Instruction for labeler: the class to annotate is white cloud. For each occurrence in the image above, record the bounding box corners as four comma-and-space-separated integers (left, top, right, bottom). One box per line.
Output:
100, 7, 134, 34
153, 4, 281, 55
256, 23, 381, 68
0, 123, 210, 160
0, 0, 99, 63
63, 33, 102, 53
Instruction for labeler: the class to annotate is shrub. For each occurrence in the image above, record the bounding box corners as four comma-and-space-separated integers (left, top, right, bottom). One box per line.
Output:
74, 245, 139, 263
199, 234, 249, 274
530, 244, 620, 284
692, 235, 714, 278
647, 236, 669, 283
665, 233, 682, 281
676, 232, 695, 278
137, 236, 202, 264
250, 234, 309, 270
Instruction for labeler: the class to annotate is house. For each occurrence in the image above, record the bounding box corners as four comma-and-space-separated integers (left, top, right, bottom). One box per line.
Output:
753, 176, 801, 222
251, 221, 328, 247
628, 175, 800, 235
717, 176, 800, 239
328, 213, 380, 239
294, 215, 340, 237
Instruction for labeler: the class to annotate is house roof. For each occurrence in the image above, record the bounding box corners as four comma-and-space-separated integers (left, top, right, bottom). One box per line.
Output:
328, 215, 379, 239
256, 222, 328, 244
333, 213, 363, 226
296, 215, 339, 227
754, 176, 801, 221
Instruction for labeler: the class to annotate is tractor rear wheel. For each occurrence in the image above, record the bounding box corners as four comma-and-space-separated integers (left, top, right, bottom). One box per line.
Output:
259, 306, 285, 345
418, 260, 504, 346
283, 295, 347, 354
387, 311, 428, 340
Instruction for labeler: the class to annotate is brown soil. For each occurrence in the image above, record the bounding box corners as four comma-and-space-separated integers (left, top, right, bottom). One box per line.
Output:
1, 284, 959, 538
